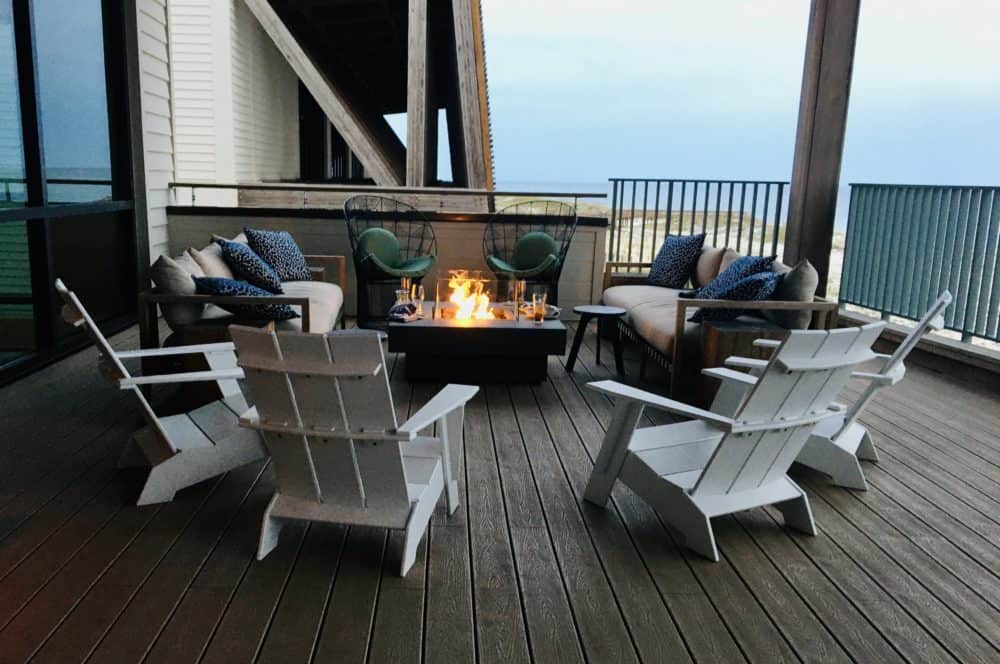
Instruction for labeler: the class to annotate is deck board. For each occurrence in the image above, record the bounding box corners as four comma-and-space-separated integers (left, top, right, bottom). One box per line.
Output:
0, 323, 998, 663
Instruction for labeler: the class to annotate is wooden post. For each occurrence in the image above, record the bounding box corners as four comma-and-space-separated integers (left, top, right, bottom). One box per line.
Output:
406, 0, 437, 186
450, 0, 490, 189
242, 0, 405, 186
784, 0, 861, 296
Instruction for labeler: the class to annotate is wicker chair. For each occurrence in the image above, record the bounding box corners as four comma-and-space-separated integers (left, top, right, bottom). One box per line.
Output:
483, 200, 578, 305
344, 195, 438, 328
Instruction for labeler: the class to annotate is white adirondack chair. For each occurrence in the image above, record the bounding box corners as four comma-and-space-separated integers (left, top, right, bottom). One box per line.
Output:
55, 279, 266, 505
229, 325, 478, 576
584, 323, 885, 561
710, 291, 952, 490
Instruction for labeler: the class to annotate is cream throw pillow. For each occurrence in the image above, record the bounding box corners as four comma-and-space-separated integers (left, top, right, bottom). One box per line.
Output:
150, 254, 205, 328
188, 243, 234, 279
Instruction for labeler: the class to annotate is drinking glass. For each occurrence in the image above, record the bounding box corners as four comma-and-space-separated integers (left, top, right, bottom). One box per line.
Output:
532, 291, 547, 324
400, 277, 412, 296
411, 284, 425, 317
508, 279, 526, 320
394, 289, 410, 306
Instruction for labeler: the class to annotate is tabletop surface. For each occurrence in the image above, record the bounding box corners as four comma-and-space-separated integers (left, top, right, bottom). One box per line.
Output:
572, 304, 626, 316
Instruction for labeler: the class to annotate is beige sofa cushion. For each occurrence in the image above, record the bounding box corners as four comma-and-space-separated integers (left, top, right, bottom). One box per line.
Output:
602, 285, 685, 313
275, 281, 344, 333
693, 246, 726, 288
628, 301, 702, 357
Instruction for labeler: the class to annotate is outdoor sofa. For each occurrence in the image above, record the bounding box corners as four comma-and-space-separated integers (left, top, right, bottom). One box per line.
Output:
602, 244, 837, 395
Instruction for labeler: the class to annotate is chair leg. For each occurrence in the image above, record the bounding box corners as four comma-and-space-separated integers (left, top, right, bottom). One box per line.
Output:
856, 429, 879, 462
584, 400, 644, 507
258, 495, 284, 560
662, 492, 719, 562
441, 408, 464, 515
776, 482, 817, 536
797, 432, 869, 491
400, 466, 442, 576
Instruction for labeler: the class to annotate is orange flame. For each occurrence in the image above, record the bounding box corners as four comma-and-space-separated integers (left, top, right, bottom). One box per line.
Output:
448, 272, 495, 321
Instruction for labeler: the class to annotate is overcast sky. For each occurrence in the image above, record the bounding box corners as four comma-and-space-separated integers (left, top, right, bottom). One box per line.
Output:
481, 0, 1000, 190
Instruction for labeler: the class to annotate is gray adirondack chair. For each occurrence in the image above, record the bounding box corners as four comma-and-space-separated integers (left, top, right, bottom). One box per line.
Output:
584, 323, 885, 561
710, 291, 953, 490
229, 325, 478, 576
55, 279, 266, 506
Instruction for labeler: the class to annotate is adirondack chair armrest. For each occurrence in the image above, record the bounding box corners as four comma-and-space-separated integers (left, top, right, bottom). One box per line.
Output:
753, 339, 781, 349
702, 367, 758, 386
723, 356, 768, 370
115, 342, 236, 359
851, 364, 905, 386
586, 380, 734, 429
119, 367, 244, 388
398, 384, 480, 436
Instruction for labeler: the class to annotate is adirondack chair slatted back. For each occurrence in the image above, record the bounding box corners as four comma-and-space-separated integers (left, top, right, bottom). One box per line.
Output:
53, 279, 174, 451
693, 323, 885, 496
231, 326, 410, 515
841, 291, 951, 429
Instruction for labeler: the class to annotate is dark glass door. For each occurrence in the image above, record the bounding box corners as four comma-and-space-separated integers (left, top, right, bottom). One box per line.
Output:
0, 0, 137, 383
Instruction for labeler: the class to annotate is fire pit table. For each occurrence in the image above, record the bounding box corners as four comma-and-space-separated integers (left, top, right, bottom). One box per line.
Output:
386, 270, 567, 383
388, 318, 566, 383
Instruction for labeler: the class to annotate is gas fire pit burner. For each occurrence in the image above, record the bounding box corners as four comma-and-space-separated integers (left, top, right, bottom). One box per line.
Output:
386, 270, 566, 384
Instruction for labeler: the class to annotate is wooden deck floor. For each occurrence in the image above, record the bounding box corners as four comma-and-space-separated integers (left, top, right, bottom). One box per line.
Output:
1, 323, 999, 663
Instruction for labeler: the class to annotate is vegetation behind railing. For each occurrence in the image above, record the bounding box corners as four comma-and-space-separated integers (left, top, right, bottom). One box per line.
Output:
607, 178, 789, 268
842, 183, 999, 342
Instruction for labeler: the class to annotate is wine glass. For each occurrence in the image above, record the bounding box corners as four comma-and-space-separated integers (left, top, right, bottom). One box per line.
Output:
412, 283, 425, 317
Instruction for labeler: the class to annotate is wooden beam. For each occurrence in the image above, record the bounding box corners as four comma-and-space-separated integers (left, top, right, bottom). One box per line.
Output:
784, 0, 861, 295
243, 0, 405, 186
406, 0, 436, 186
450, 0, 490, 190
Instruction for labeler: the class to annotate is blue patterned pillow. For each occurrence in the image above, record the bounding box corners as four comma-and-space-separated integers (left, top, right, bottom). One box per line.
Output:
689, 271, 783, 322
682, 254, 775, 300
218, 240, 283, 294
245, 228, 312, 282
648, 234, 705, 288
194, 277, 299, 321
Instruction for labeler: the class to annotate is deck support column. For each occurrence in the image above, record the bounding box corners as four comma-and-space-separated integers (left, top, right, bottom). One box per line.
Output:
784, 0, 861, 295
406, 0, 437, 186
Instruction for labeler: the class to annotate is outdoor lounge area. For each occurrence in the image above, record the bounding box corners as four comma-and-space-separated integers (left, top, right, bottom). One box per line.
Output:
2, 0, 1000, 662
1, 319, 998, 662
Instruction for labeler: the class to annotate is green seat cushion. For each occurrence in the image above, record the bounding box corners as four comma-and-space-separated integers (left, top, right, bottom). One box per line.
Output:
360, 252, 435, 279
511, 232, 559, 270
356, 227, 401, 269
487, 253, 558, 279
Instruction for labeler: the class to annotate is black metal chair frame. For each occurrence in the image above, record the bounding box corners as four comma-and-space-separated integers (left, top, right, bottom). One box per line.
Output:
344, 195, 438, 328
482, 200, 579, 306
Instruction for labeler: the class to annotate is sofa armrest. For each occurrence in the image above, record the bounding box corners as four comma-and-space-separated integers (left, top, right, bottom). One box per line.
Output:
603, 261, 652, 289
304, 255, 347, 287
140, 291, 311, 342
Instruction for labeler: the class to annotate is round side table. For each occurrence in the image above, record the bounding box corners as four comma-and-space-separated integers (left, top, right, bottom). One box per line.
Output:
566, 305, 626, 375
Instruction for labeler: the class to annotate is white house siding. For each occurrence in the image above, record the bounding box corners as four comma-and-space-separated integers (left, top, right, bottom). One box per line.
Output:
164, 0, 298, 191
165, 0, 219, 184
230, 0, 299, 182
137, 0, 175, 260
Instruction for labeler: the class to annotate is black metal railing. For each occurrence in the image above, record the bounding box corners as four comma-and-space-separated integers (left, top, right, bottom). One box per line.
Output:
607, 178, 789, 266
